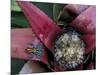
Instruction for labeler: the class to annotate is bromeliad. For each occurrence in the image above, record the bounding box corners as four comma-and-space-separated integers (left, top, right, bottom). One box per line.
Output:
12, 1, 96, 71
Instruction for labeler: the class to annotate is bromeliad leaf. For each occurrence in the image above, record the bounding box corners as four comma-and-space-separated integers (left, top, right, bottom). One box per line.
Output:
53, 3, 65, 22
11, 12, 29, 28
11, 58, 26, 74
33, 2, 53, 19
11, 0, 21, 12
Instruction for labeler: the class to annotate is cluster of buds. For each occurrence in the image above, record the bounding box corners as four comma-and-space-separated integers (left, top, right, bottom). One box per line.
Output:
54, 31, 85, 69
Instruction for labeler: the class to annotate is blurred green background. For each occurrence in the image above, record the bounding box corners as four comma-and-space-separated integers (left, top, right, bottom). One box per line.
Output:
11, 0, 65, 28
11, 0, 65, 74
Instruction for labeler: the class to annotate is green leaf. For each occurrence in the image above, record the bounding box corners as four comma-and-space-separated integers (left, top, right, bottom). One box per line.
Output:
11, 0, 21, 12
11, 12, 29, 28
33, 2, 53, 19
53, 3, 65, 22
11, 58, 27, 74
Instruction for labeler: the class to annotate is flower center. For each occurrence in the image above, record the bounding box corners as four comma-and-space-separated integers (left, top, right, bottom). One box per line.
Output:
54, 32, 85, 69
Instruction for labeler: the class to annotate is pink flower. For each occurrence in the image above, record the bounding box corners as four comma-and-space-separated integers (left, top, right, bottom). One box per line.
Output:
12, 1, 96, 72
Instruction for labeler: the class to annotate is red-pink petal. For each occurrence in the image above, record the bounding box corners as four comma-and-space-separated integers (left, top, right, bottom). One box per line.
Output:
69, 6, 96, 34
11, 28, 49, 65
87, 62, 94, 69
64, 4, 89, 15
17, 1, 62, 50
54, 62, 67, 71
75, 64, 83, 70
80, 34, 95, 54
11, 28, 34, 59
